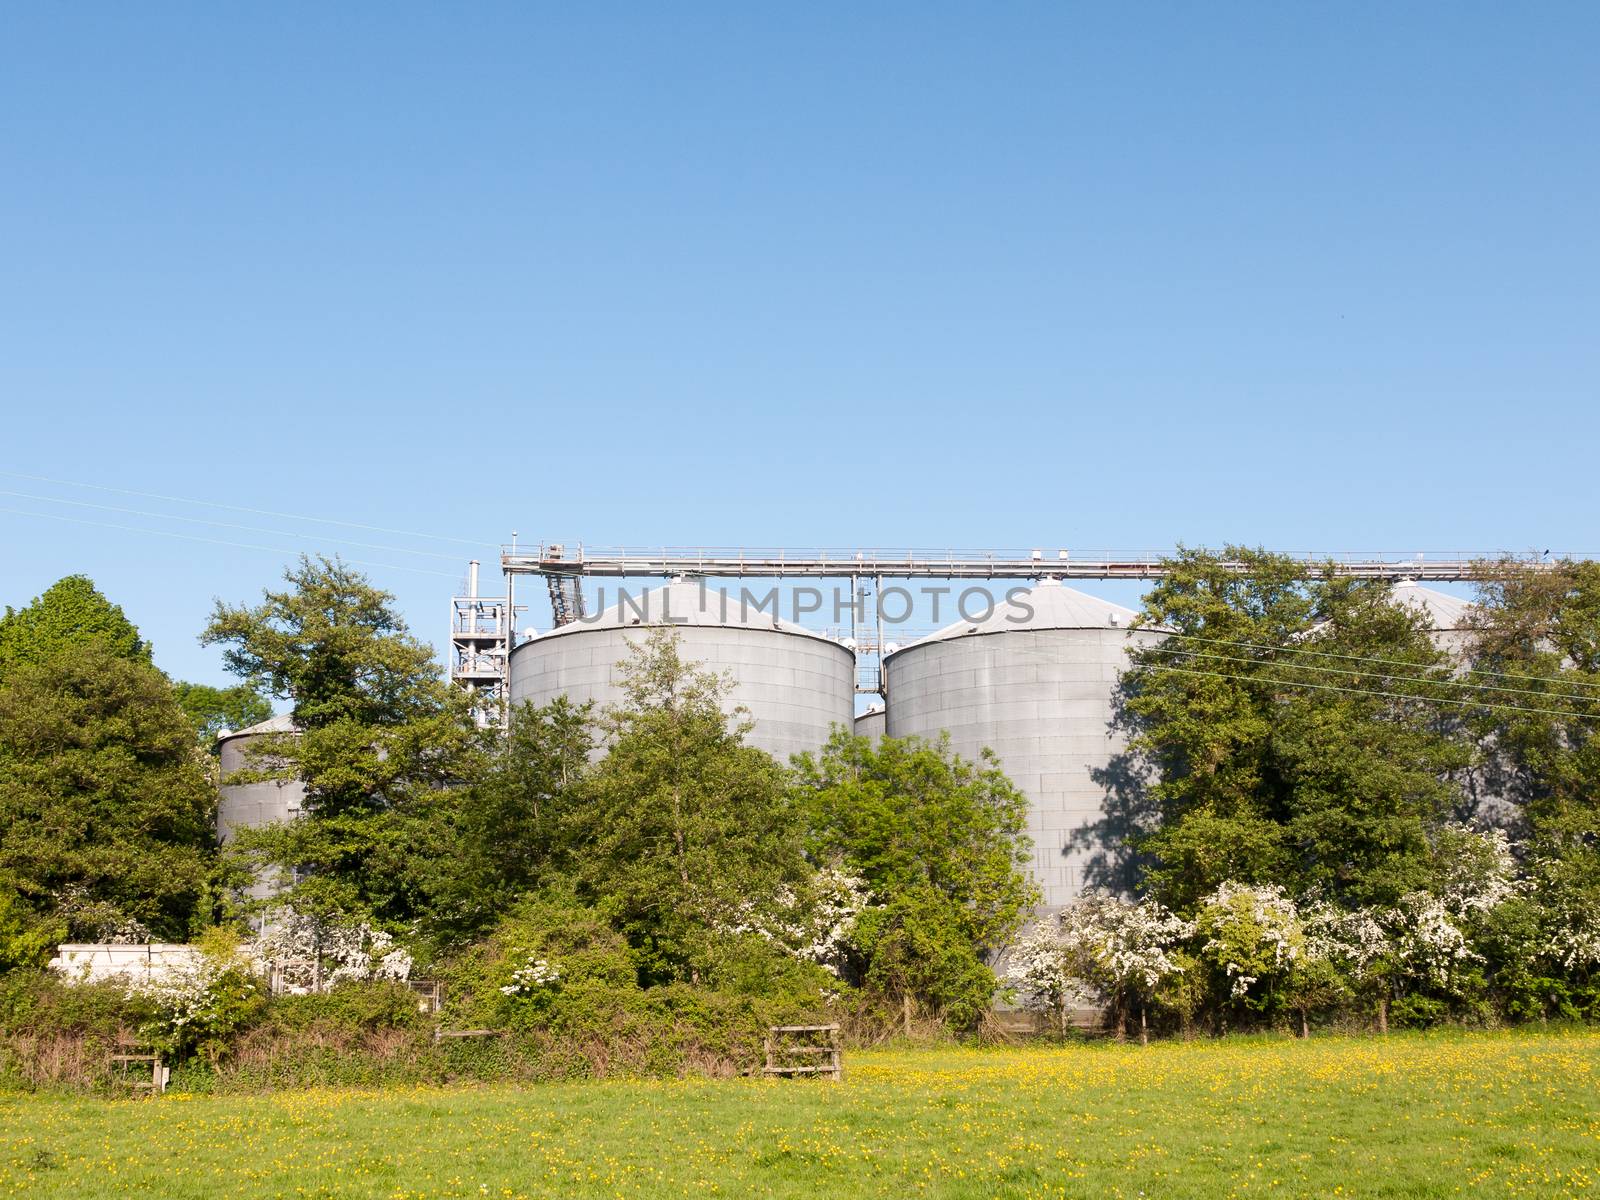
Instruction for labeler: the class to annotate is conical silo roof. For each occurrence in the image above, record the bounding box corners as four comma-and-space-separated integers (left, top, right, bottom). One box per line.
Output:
535, 580, 839, 644
1389, 581, 1473, 632
907, 579, 1140, 647
217, 713, 296, 743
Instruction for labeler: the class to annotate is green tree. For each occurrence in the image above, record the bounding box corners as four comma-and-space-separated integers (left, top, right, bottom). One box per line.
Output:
567, 629, 809, 986
201, 556, 487, 922
404, 696, 594, 941
793, 731, 1036, 1028
0, 575, 150, 678
0, 648, 216, 940
1124, 547, 1469, 910
170, 680, 273, 749
1462, 559, 1600, 1002
1463, 559, 1600, 828
0, 878, 64, 974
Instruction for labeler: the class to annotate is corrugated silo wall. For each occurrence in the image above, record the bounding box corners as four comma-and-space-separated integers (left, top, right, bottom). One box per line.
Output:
216, 733, 305, 903
884, 627, 1163, 911
853, 708, 886, 743
509, 626, 856, 765
1431, 626, 1518, 828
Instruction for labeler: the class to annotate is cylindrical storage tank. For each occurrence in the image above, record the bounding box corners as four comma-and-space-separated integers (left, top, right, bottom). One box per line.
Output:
1389, 580, 1475, 661
509, 580, 856, 764
216, 714, 305, 903
883, 580, 1162, 911
1389, 581, 1510, 826
854, 705, 886, 744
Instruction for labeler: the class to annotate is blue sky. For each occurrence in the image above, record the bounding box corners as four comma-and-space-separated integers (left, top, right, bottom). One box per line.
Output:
2, 3, 1596, 688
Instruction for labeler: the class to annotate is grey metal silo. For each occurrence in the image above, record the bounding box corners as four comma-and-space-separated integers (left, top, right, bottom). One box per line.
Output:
508, 580, 856, 764
854, 705, 886, 744
882, 580, 1162, 911
1388, 580, 1510, 827
216, 714, 304, 903
1389, 580, 1475, 660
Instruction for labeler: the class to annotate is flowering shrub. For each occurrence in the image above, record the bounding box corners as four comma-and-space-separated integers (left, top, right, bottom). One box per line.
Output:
1009, 895, 1192, 1036
1544, 902, 1600, 974
134, 931, 264, 1063
251, 908, 413, 994
1301, 902, 1389, 980
1196, 883, 1305, 1008
1434, 826, 1520, 919
726, 867, 871, 978
1389, 892, 1480, 992
500, 955, 561, 998
1007, 923, 1075, 1020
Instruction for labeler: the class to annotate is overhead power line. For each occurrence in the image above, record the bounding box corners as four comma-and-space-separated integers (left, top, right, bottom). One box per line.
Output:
1000, 638, 1598, 723
0, 469, 485, 548
1147, 664, 1599, 722
1141, 643, 1600, 706
1149, 628, 1600, 695
0, 489, 466, 562
0, 506, 459, 578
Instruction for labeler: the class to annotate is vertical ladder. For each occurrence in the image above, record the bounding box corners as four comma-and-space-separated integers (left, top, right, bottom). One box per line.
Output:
546, 573, 586, 626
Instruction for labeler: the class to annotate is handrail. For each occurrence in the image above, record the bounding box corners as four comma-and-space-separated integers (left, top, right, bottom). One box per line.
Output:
499, 545, 1579, 583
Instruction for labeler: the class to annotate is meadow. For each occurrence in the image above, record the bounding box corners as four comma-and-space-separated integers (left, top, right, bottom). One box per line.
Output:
2, 1030, 1597, 1199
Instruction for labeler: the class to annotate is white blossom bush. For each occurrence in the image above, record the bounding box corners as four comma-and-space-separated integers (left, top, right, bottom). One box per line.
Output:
799, 867, 871, 976
250, 908, 413, 995
1543, 900, 1600, 973
726, 867, 871, 978
1299, 832, 1517, 1021
1301, 901, 1390, 982
1008, 895, 1192, 1031
1195, 882, 1305, 1006
500, 954, 561, 998
1508, 847, 1600, 978
132, 932, 263, 1061
1006, 922, 1075, 1018
1433, 825, 1520, 919
1387, 892, 1481, 992
1063, 895, 1193, 992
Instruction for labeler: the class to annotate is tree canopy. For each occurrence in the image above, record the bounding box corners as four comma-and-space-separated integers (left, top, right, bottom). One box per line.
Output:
201, 556, 488, 920
1123, 547, 1471, 910
564, 629, 810, 985
0, 647, 216, 940
401, 695, 594, 941
794, 730, 1036, 1027
1460, 559, 1600, 1001
0, 575, 150, 678
171, 680, 273, 749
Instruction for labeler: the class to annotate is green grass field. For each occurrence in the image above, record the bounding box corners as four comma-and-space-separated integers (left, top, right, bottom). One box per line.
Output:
3, 1031, 1598, 1199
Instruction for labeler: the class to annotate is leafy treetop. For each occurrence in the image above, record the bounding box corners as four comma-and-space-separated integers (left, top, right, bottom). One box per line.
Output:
566, 628, 810, 985
1124, 545, 1470, 911
0, 575, 150, 677
202, 555, 445, 731
0, 647, 216, 940
171, 680, 274, 749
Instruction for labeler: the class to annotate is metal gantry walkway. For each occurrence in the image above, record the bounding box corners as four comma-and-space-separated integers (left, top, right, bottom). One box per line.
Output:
502, 543, 1560, 587
470, 543, 1578, 707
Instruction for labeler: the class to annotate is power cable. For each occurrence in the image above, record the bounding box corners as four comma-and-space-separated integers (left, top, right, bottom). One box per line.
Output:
0, 489, 466, 562
0, 468, 486, 547
1140, 643, 1599, 706
1145, 663, 1598, 722
1147, 628, 1600, 695
996, 637, 1598, 723
0, 506, 459, 578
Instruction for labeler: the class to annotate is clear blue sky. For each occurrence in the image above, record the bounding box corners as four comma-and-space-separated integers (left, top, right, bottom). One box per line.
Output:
2, 3, 1596, 688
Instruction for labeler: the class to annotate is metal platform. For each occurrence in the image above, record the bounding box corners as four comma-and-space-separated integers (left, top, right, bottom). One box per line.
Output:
501, 544, 1563, 584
